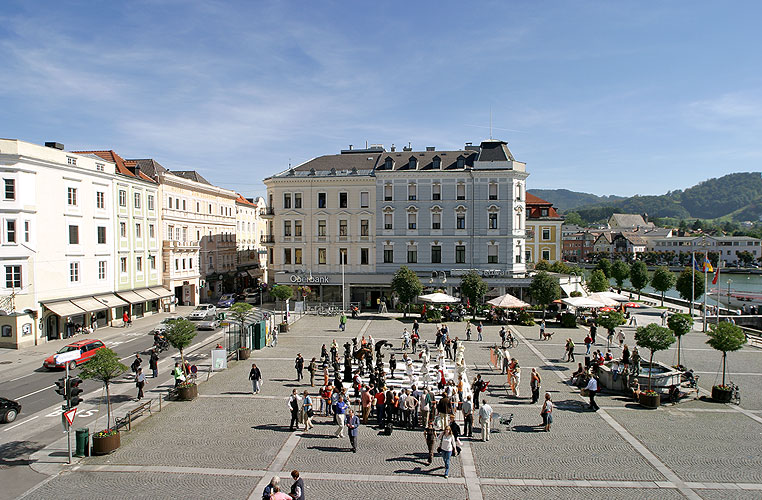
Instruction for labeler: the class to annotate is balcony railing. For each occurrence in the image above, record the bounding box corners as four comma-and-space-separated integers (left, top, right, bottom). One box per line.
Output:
261, 235, 275, 244
261, 207, 275, 216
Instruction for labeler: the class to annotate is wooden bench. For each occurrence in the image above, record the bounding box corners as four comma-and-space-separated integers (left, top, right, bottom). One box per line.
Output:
114, 400, 152, 431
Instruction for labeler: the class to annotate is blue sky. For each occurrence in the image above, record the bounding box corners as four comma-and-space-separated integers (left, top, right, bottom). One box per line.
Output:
2, 1, 762, 201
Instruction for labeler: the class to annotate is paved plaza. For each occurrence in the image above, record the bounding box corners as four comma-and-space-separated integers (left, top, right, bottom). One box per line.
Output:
18, 310, 762, 500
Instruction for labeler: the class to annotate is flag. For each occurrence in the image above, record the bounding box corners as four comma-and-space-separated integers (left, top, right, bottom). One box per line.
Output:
712, 266, 719, 285
692, 256, 702, 272
703, 258, 714, 273
422, 303, 427, 316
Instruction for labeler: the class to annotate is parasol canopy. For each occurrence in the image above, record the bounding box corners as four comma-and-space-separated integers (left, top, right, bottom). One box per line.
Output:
418, 292, 460, 304
486, 293, 530, 309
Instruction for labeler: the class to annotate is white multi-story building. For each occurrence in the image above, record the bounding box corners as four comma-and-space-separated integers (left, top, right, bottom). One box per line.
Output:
648, 235, 762, 265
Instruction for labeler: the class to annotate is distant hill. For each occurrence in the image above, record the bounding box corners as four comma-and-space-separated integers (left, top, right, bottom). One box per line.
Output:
528, 189, 626, 212
565, 172, 762, 223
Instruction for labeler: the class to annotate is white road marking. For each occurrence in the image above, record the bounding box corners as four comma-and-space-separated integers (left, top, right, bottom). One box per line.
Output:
2, 415, 38, 431
16, 384, 55, 400
8, 372, 36, 383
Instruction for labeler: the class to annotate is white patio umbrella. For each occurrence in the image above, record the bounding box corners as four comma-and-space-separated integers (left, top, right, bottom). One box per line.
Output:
487, 293, 530, 309
586, 292, 621, 306
561, 296, 610, 309
418, 292, 460, 304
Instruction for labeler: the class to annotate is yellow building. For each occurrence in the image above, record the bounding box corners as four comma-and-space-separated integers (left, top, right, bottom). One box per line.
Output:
525, 193, 563, 264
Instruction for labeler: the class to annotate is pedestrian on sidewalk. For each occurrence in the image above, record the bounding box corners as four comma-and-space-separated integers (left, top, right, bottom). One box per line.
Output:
149, 350, 159, 378
261, 476, 280, 500
530, 368, 541, 404
346, 408, 360, 452
585, 376, 600, 411
130, 354, 142, 377
339, 312, 347, 331
334, 395, 348, 437
268, 485, 291, 500
465, 320, 472, 341
606, 329, 614, 348
472, 374, 485, 409
462, 395, 473, 437
271, 327, 278, 347
289, 470, 305, 500
539, 320, 546, 340
584, 333, 592, 355
302, 390, 314, 431
135, 368, 145, 400
617, 330, 626, 348
424, 421, 437, 465
172, 362, 184, 387
295, 353, 304, 381
590, 323, 597, 344
565, 338, 575, 362
477, 321, 483, 341
448, 415, 462, 456
90, 313, 97, 332
123, 311, 132, 328
361, 385, 372, 424
439, 426, 458, 478
249, 363, 262, 394
479, 399, 493, 441
541, 392, 553, 432
308, 357, 317, 387
288, 389, 301, 431
510, 360, 521, 397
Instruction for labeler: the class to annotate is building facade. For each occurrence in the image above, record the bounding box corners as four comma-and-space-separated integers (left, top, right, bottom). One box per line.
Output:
264, 140, 531, 308
235, 194, 268, 289
524, 193, 563, 264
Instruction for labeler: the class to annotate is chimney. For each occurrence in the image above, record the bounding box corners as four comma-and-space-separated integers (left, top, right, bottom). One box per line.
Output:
465, 142, 472, 147
390, 144, 396, 152
45, 142, 64, 150
348, 144, 353, 150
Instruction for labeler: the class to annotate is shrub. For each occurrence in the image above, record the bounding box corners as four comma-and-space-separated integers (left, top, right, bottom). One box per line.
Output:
560, 313, 577, 328
518, 310, 535, 326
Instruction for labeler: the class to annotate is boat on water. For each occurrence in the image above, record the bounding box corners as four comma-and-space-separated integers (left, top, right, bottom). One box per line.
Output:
708, 289, 762, 308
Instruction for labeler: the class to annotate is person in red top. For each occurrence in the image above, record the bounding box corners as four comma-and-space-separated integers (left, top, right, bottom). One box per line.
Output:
374, 388, 386, 427
584, 334, 593, 355
122, 311, 131, 327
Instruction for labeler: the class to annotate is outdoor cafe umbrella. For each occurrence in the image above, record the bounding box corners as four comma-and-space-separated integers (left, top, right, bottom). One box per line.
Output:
599, 306, 615, 312
487, 293, 530, 309
624, 302, 641, 308
418, 292, 460, 304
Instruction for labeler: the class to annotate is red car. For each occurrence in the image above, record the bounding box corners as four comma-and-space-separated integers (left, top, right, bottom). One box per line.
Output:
43, 339, 106, 370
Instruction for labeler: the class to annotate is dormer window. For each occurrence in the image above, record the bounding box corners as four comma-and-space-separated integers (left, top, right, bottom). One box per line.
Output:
456, 155, 465, 169
432, 155, 441, 169
384, 156, 393, 170
409, 156, 418, 170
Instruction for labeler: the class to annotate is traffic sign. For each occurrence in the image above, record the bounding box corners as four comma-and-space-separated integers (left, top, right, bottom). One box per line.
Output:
63, 408, 77, 426
55, 349, 81, 364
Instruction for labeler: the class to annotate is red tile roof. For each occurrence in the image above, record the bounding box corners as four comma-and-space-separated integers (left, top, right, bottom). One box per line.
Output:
235, 193, 256, 206
526, 192, 561, 219
73, 150, 157, 183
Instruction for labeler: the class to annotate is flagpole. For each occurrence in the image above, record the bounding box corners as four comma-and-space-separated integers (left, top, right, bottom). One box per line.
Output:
716, 262, 721, 327
703, 251, 708, 333
691, 251, 695, 318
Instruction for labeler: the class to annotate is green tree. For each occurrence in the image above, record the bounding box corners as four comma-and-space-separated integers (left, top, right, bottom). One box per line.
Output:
534, 259, 550, 271
229, 302, 254, 334
667, 313, 693, 367
460, 270, 488, 319
611, 260, 630, 288
595, 258, 612, 278
79, 348, 128, 429
597, 311, 626, 334
736, 250, 755, 266
529, 271, 561, 319
706, 321, 747, 386
587, 269, 609, 293
164, 318, 198, 375
563, 211, 584, 226
675, 268, 705, 312
651, 266, 676, 307
635, 324, 676, 391
271, 284, 294, 323
629, 261, 649, 299
391, 266, 423, 318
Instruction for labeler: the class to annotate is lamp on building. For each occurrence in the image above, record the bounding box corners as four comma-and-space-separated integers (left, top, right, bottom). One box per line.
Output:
430, 271, 447, 285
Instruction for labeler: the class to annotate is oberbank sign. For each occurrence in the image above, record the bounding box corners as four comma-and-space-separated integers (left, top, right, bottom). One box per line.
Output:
290, 275, 330, 284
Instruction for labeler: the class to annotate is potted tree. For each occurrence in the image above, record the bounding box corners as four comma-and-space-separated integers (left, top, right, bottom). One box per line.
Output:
596, 311, 626, 340
229, 302, 253, 360
164, 318, 199, 401
79, 348, 128, 454
634, 323, 676, 408
706, 322, 746, 403
529, 271, 561, 320
460, 271, 487, 320
667, 313, 692, 370
390, 266, 423, 318
270, 285, 293, 332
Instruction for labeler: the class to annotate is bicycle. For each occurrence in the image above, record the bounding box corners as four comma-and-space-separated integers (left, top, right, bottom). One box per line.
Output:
728, 381, 741, 405
505, 335, 517, 349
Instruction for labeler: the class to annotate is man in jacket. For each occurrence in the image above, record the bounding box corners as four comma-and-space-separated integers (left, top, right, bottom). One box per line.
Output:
479, 399, 493, 441
249, 363, 262, 394
289, 470, 305, 500
288, 389, 301, 431
346, 408, 360, 452
295, 354, 304, 381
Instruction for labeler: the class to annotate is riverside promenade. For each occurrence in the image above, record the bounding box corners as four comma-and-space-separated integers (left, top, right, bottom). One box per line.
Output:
17, 309, 762, 500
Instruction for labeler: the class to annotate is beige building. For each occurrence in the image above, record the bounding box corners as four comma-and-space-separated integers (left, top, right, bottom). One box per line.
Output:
525, 193, 563, 264
236, 194, 268, 287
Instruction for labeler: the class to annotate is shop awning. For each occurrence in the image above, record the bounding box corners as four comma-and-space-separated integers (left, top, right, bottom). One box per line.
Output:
70, 297, 109, 313
43, 300, 86, 317
135, 288, 160, 299
149, 286, 173, 298
560, 283, 586, 298
94, 293, 128, 308
247, 269, 263, 278
116, 290, 147, 304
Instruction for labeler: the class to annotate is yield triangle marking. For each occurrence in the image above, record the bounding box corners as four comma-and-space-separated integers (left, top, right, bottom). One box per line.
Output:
64, 408, 77, 426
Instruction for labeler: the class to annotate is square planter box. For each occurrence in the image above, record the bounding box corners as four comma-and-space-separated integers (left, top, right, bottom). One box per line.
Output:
711, 386, 732, 403
92, 432, 120, 455
177, 384, 198, 401
639, 392, 661, 408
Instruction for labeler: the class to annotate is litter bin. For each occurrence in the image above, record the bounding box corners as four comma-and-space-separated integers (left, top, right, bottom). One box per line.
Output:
75, 427, 90, 457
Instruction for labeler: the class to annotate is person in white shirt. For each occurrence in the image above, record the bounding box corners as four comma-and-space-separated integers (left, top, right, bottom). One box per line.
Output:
585, 376, 600, 411
616, 330, 626, 348
541, 392, 553, 431
478, 400, 493, 441
438, 426, 459, 478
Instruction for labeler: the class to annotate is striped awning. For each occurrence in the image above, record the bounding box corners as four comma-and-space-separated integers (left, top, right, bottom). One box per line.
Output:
43, 300, 86, 317
135, 288, 160, 299
149, 286, 173, 298
94, 293, 128, 308
115, 290, 146, 304
71, 297, 109, 313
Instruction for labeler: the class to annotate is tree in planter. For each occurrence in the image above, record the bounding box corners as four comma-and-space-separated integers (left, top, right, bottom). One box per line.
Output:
651, 266, 676, 307
164, 318, 198, 379
391, 266, 423, 318
596, 311, 626, 338
675, 267, 705, 309
667, 313, 692, 368
529, 271, 561, 320
229, 302, 254, 348
587, 269, 609, 293
79, 348, 128, 429
706, 321, 746, 387
634, 323, 676, 391
270, 284, 294, 324
460, 270, 487, 319
595, 258, 612, 279
629, 261, 649, 299
611, 260, 630, 289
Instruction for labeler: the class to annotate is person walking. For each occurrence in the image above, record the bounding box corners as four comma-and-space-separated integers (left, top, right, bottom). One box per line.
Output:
308, 357, 317, 387
361, 385, 372, 424
439, 426, 458, 478
479, 399, 493, 441
472, 374, 485, 409
149, 350, 159, 378
289, 470, 305, 500
530, 368, 541, 404
590, 323, 597, 344
621, 345, 631, 373
477, 322, 483, 341
172, 362, 184, 387
375, 388, 386, 427
424, 421, 437, 465
295, 353, 304, 381
616, 330, 626, 348
123, 311, 131, 327
585, 375, 600, 411
539, 320, 546, 340
302, 390, 314, 431
346, 408, 360, 452
339, 312, 347, 331
541, 392, 553, 431
135, 368, 146, 400
249, 363, 262, 394
566, 338, 575, 362
389, 353, 397, 378
334, 395, 348, 437
584, 333, 592, 355
288, 389, 301, 431
499, 326, 507, 347
465, 320, 472, 341
90, 313, 97, 332
510, 360, 521, 397
462, 395, 473, 437
130, 354, 142, 377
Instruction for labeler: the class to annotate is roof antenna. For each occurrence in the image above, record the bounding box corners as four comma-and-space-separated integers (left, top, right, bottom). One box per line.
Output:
489, 107, 493, 140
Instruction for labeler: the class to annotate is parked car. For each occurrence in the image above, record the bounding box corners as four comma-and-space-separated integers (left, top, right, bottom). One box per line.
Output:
196, 318, 220, 330
244, 292, 261, 304
217, 294, 236, 308
0, 397, 21, 423
188, 304, 216, 320
43, 339, 106, 370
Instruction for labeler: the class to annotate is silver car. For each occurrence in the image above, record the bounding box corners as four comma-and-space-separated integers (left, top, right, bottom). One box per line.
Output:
196, 318, 219, 330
